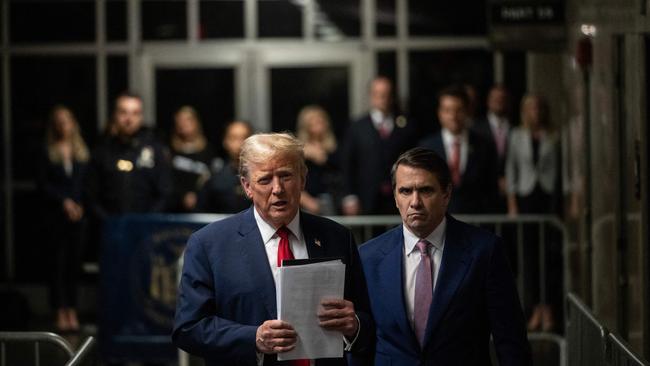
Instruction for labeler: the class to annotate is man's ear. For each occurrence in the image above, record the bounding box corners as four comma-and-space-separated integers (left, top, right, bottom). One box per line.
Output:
240, 176, 253, 199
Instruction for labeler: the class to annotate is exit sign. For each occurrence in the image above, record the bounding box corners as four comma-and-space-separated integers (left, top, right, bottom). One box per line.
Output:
491, 2, 564, 25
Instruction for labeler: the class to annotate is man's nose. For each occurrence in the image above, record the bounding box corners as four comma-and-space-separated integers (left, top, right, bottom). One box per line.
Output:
409, 192, 422, 207
271, 177, 284, 195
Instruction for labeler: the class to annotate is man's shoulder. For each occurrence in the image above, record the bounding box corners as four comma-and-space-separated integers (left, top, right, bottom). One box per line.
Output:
359, 225, 401, 258
447, 216, 501, 252
190, 209, 249, 244
300, 211, 350, 236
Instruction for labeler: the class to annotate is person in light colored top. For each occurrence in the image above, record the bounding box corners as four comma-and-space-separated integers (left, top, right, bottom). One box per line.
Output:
506, 94, 562, 333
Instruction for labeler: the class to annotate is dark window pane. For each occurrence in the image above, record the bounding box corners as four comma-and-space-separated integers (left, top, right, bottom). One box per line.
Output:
10, 56, 96, 282
376, 0, 396, 37
200, 0, 245, 39
258, 0, 302, 38
155, 68, 235, 153
107, 0, 127, 41
142, 0, 187, 40
315, 0, 360, 39
408, 1, 487, 36
270, 67, 349, 139
503, 50, 527, 126
10, 1, 95, 43
107, 56, 129, 120
408, 50, 493, 136
376, 51, 397, 88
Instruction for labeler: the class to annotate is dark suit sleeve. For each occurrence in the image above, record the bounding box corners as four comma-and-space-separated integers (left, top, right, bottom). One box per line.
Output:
172, 235, 258, 364
344, 230, 375, 361
486, 238, 532, 366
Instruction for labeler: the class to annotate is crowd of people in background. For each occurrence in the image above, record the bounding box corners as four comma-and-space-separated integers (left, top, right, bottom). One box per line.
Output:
39, 77, 563, 333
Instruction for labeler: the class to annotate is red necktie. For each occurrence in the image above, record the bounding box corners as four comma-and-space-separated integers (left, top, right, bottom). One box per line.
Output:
276, 227, 309, 366
449, 138, 461, 186
276, 227, 295, 267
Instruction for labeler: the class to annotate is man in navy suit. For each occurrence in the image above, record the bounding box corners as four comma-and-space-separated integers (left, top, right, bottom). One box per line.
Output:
341, 76, 416, 215
359, 148, 531, 365
173, 133, 373, 365
419, 86, 499, 214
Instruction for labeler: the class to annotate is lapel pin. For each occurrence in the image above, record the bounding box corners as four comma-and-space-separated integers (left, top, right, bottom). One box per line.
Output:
314, 238, 321, 247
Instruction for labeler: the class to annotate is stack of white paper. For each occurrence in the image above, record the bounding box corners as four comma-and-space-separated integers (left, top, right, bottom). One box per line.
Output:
277, 260, 346, 361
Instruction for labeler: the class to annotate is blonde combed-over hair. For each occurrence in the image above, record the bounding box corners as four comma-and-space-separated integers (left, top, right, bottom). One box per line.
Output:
239, 132, 307, 179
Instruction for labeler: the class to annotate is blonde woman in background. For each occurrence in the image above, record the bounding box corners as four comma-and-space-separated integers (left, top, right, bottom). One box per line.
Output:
169, 106, 215, 212
38, 105, 90, 332
296, 105, 341, 215
506, 94, 562, 333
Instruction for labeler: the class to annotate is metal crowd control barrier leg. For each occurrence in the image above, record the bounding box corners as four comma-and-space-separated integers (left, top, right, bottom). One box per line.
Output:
566, 293, 608, 366
606, 333, 650, 366
0, 332, 95, 366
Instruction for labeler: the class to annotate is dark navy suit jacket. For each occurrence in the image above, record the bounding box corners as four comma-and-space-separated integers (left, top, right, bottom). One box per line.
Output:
173, 207, 373, 366
418, 131, 499, 214
359, 215, 531, 366
341, 114, 416, 214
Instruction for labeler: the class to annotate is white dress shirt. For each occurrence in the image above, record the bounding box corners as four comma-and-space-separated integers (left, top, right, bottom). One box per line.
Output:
441, 128, 469, 175
403, 218, 446, 330
253, 208, 308, 289
487, 111, 510, 158
370, 108, 394, 135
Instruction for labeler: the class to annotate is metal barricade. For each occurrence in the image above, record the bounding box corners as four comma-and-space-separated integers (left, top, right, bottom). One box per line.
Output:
0, 332, 94, 366
607, 333, 650, 366
566, 293, 608, 366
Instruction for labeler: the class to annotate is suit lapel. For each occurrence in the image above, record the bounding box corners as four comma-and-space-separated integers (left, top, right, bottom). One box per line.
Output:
238, 207, 278, 318
300, 212, 327, 260
423, 216, 472, 345
378, 227, 419, 349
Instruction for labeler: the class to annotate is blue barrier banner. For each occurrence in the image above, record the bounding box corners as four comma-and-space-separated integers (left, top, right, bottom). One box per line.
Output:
99, 214, 215, 363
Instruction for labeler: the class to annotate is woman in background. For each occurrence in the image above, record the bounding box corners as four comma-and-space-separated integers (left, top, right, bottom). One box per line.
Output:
506, 94, 562, 332
38, 105, 89, 332
168, 106, 214, 212
295, 105, 341, 215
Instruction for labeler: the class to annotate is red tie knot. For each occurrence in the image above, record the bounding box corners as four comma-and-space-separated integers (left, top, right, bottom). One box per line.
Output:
277, 226, 291, 240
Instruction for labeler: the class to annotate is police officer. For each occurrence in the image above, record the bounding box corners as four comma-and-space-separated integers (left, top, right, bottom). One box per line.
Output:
87, 92, 172, 218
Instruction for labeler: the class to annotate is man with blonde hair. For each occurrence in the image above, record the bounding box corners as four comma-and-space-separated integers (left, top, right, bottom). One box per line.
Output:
173, 133, 373, 366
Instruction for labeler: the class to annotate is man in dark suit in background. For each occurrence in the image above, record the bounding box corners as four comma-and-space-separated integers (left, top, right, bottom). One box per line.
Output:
472, 85, 512, 212
341, 76, 416, 215
173, 133, 373, 366
419, 85, 499, 214
359, 148, 531, 365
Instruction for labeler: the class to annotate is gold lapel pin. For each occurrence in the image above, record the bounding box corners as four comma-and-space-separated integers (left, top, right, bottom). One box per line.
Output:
314, 238, 321, 247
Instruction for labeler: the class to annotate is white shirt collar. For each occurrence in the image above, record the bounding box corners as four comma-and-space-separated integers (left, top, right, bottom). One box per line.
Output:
403, 217, 446, 255
370, 108, 394, 125
441, 128, 468, 146
487, 111, 509, 129
253, 207, 302, 244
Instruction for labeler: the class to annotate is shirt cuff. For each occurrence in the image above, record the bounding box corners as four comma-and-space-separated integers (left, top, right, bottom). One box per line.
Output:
343, 314, 361, 351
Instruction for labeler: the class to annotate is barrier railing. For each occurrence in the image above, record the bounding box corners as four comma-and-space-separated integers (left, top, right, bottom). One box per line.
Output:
567, 292, 608, 366
0, 332, 94, 366
607, 333, 650, 366
566, 293, 650, 366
